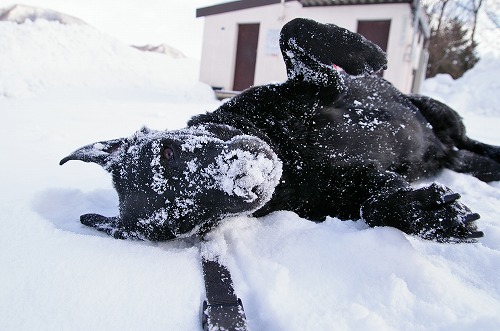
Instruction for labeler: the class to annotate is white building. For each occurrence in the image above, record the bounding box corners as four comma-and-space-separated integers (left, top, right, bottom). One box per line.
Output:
197, 0, 430, 94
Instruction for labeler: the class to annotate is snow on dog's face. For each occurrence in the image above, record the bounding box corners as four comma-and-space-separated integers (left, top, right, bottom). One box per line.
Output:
60, 125, 282, 240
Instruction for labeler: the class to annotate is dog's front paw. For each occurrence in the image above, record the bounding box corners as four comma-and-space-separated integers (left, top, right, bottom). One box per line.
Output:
80, 213, 129, 239
338, 31, 388, 76
280, 18, 387, 78
361, 183, 483, 243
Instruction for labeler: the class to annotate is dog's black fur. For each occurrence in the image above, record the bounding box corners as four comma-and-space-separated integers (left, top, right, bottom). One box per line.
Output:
61, 18, 500, 242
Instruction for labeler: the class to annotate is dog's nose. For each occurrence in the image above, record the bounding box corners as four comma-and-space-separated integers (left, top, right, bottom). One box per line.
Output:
213, 135, 282, 204
227, 135, 276, 160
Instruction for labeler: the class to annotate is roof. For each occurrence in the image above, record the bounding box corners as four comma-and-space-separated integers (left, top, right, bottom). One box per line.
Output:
196, 0, 292, 17
196, 0, 413, 17
300, 0, 412, 5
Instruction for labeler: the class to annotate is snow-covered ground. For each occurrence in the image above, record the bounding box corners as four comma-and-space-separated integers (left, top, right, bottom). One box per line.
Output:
1, 16, 500, 331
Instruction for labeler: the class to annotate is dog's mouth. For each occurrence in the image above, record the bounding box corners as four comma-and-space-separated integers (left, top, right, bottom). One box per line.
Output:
60, 126, 283, 239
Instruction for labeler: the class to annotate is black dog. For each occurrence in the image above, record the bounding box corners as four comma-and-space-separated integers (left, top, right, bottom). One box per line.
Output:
61, 18, 500, 242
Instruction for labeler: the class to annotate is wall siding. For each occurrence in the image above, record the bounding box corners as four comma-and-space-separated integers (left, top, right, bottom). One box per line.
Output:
199, 2, 425, 93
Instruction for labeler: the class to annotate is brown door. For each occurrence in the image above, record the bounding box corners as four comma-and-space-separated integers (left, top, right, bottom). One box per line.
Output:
357, 20, 391, 76
233, 23, 260, 91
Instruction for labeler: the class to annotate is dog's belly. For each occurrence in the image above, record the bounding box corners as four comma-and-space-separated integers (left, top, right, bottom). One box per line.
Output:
314, 105, 446, 180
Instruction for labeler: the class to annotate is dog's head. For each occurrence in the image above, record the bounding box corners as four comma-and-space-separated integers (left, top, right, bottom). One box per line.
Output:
60, 124, 282, 240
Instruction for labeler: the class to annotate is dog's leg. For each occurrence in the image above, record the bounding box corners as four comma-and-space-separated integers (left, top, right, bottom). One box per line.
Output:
277, 18, 389, 110
408, 94, 500, 163
327, 162, 482, 242
459, 139, 500, 165
80, 214, 134, 239
407, 95, 467, 147
448, 150, 500, 182
408, 95, 500, 181
280, 18, 387, 85
80, 213, 178, 241
360, 182, 483, 242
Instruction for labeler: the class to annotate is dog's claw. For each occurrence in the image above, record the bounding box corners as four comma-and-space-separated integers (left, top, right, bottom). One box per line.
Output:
464, 213, 481, 224
80, 213, 108, 226
443, 193, 461, 204
467, 231, 484, 239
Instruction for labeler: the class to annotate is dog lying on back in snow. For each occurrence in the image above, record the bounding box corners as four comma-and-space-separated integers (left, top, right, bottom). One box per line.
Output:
61, 18, 500, 243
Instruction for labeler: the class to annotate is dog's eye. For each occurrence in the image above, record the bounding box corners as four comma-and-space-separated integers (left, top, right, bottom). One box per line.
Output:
162, 147, 175, 160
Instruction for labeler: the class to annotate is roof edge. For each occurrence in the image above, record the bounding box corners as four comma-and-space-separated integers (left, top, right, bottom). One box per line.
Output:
300, 0, 411, 6
197, 0, 413, 17
196, 0, 296, 17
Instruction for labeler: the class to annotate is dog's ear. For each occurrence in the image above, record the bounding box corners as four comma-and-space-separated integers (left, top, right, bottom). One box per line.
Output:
59, 138, 125, 167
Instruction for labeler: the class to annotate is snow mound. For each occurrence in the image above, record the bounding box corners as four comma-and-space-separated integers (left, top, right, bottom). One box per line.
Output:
422, 54, 500, 116
132, 44, 186, 59
0, 17, 214, 102
0, 4, 86, 25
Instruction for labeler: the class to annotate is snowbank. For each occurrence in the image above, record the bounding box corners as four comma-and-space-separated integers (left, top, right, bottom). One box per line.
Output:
1, 10, 500, 331
132, 44, 186, 59
0, 19, 214, 101
422, 54, 500, 117
0, 4, 87, 25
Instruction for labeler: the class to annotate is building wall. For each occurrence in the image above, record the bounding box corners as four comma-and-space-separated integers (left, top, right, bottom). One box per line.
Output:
199, 1, 426, 93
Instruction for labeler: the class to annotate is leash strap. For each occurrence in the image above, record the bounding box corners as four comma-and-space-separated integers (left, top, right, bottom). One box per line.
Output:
200, 251, 248, 330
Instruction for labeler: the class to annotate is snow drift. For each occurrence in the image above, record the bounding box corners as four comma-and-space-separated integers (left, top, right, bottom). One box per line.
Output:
1, 8, 500, 331
0, 5, 214, 101
132, 43, 186, 59
0, 4, 87, 25
422, 53, 500, 117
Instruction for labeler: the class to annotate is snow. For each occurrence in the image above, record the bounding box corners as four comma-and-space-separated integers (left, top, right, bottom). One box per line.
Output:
0, 19, 213, 100
421, 53, 500, 118
1, 14, 500, 331
132, 44, 186, 59
0, 4, 86, 25
206, 138, 282, 204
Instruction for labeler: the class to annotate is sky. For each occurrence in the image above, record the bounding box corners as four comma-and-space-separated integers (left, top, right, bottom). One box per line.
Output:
1, 0, 498, 59
0, 0, 224, 59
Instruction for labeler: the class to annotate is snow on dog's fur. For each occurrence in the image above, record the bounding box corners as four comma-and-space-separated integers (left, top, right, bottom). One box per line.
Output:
61, 125, 282, 240
61, 18, 500, 242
